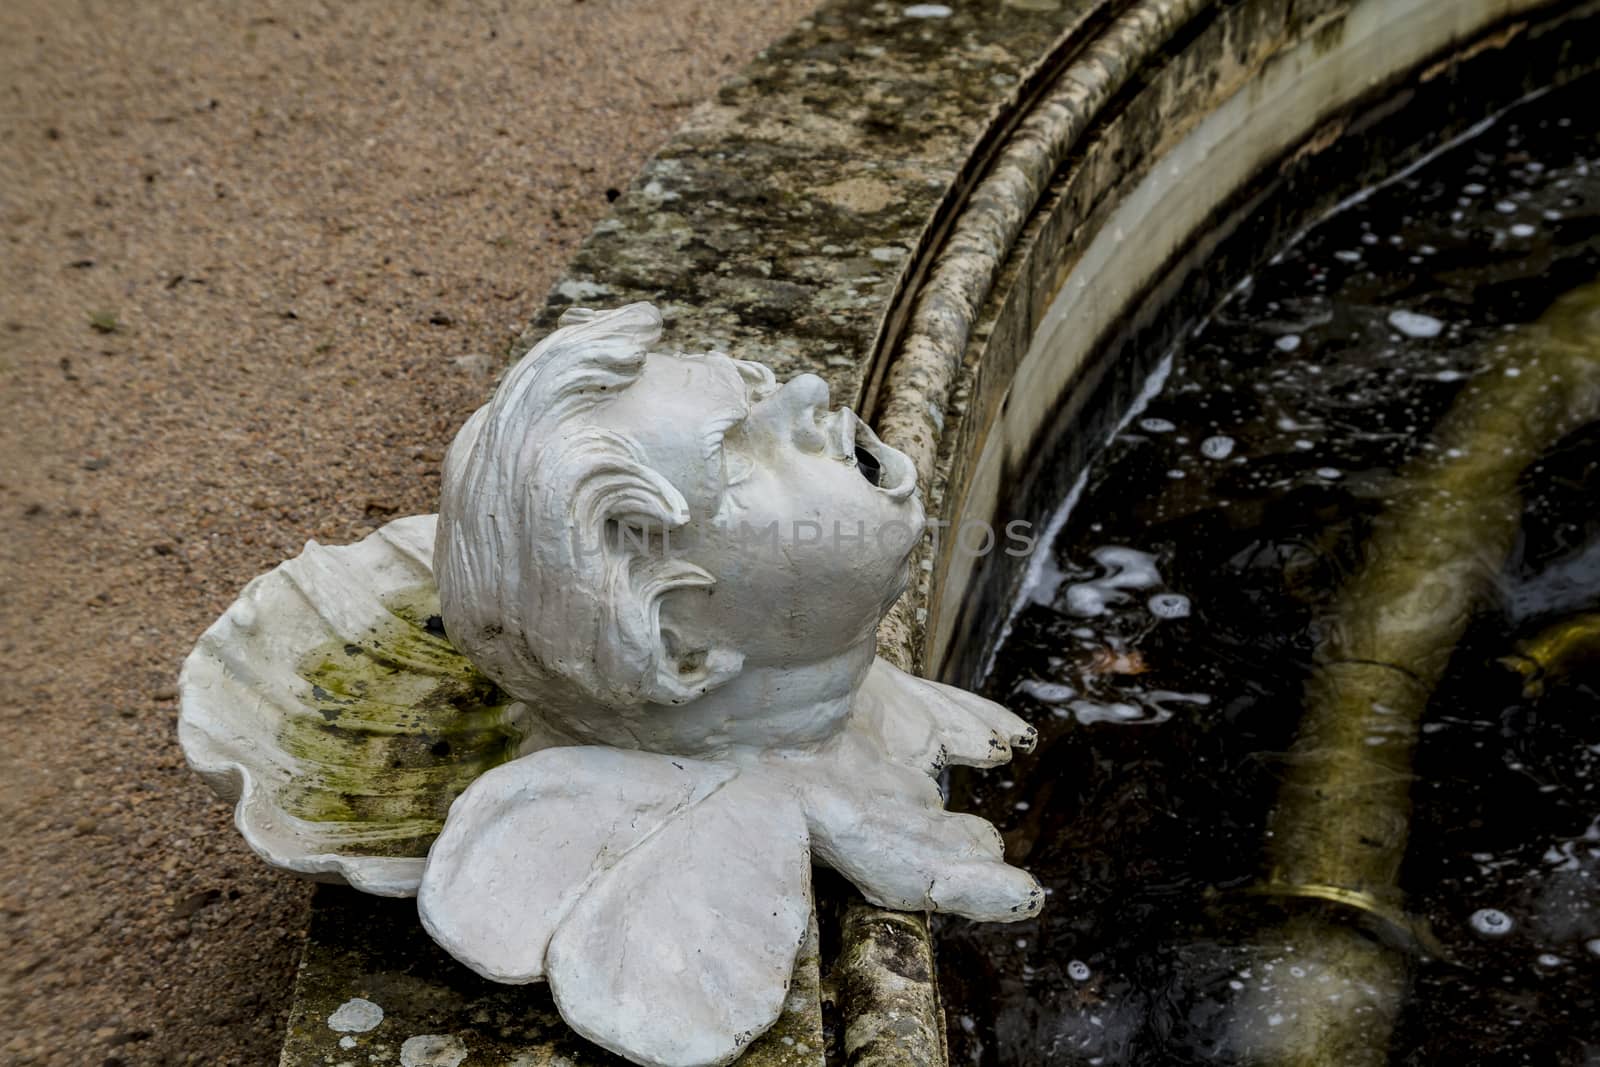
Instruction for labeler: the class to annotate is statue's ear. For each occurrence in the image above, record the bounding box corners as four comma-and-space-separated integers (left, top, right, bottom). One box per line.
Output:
643, 616, 743, 706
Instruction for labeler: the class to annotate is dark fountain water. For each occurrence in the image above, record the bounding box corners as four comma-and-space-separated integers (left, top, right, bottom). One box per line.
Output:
938, 74, 1600, 1066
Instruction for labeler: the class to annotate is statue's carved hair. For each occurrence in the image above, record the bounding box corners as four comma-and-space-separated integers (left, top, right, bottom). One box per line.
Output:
435, 303, 739, 715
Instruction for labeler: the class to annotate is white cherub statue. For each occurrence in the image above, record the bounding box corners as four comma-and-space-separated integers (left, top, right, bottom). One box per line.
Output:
180, 303, 1040, 1067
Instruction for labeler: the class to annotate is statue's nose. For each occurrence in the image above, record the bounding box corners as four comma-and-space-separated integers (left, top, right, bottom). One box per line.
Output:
750, 373, 829, 453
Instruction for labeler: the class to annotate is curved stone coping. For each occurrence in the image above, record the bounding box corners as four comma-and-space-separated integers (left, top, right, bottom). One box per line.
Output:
891, 0, 1596, 683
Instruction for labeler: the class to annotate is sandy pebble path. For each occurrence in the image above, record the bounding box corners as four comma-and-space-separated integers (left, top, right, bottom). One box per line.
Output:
0, 2, 812, 1063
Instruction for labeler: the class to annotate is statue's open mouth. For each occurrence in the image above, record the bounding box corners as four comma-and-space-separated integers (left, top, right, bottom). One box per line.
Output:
828, 409, 918, 500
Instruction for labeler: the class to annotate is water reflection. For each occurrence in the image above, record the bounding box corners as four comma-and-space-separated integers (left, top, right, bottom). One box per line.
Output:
939, 73, 1600, 1065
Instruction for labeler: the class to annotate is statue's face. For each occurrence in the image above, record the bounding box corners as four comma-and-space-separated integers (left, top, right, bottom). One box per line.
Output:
595, 352, 925, 668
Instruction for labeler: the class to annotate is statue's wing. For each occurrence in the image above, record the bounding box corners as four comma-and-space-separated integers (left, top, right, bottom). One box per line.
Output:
178, 514, 544, 896
419, 746, 812, 1067
856, 656, 1038, 774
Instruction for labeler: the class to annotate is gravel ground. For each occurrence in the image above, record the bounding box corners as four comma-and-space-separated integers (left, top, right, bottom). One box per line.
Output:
0, 2, 811, 1063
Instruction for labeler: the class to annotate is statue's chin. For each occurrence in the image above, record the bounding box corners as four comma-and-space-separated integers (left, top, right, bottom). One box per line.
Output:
530, 654, 869, 759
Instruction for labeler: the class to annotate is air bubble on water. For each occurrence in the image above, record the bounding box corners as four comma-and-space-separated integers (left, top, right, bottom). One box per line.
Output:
1068, 960, 1092, 982
1470, 908, 1514, 936
1149, 593, 1191, 619
1335, 250, 1362, 263
1536, 953, 1564, 968
1586, 939, 1600, 958
1433, 369, 1466, 382
1495, 200, 1518, 214
1201, 435, 1235, 460
1510, 222, 1536, 237
1504, 366, 1521, 377
1315, 467, 1343, 480
1463, 182, 1487, 195
1276, 334, 1302, 352
1294, 439, 1314, 451
1167, 469, 1186, 479
1140, 417, 1176, 433
1389, 309, 1444, 338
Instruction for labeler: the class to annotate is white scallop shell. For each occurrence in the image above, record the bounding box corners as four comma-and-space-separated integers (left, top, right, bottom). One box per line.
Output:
178, 514, 534, 896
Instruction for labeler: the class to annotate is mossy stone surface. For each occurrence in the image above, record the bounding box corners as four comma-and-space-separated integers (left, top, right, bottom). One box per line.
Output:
282, 887, 825, 1067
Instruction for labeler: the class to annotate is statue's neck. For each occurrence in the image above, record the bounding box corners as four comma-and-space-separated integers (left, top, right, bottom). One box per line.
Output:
537, 639, 876, 758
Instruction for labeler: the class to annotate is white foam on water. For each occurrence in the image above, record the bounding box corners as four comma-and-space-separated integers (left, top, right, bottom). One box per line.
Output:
995, 352, 1176, 663
1071, 700, 1156, 725
1018, 467, 1089, 612
1068, 960, 1092, 982
1388, 309, 1444, 338
1016, 679, 1077, 703
1200, 435, 1236, 460
1140, 416, 1177, 433
1144, 690, 1212, 716
903, 3, 953, 16
1065, 546, 1164, 617
1275, 334, 1302, 352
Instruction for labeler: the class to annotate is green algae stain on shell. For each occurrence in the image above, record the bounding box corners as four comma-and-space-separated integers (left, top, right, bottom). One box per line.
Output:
277, 586, 524, 859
